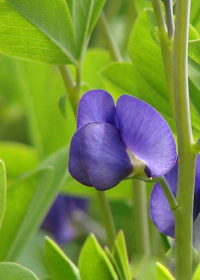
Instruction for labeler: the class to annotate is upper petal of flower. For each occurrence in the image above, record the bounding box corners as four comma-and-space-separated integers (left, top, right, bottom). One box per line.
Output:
77, 90, 117, 129
150, 155, 200, 237
80, 123, 133, 190
116, 95, 177, 178
68, 124, 92, 186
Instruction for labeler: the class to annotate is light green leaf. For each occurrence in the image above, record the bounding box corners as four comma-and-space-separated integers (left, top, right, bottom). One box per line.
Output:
113, 231, 131, 280
0, 167, 54, 261
156, 263, 175, 280
45, 237, 80, 280
0, 142, 39, 180
73, 0, 106, 58
105, 247, 124, 280
189, 40, 200, 65
79, 234, 118, 280
0, 0, 76, 64
0, 262, 40, 280
192, 263, 200, 280
0, 160, 6, 229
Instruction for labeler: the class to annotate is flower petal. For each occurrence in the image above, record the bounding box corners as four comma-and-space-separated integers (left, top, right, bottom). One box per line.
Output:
150, 164, 178, 237
68, 124, 92, 186
80, 123, 133, 190
116, 95, 177, 178
77, 90, 117, 129
150, 155, 200, 237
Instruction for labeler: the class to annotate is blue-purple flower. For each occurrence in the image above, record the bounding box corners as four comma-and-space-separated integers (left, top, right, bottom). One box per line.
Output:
150, 155, 200, 237
68, 90, 177, 190
41, 195, 88, 243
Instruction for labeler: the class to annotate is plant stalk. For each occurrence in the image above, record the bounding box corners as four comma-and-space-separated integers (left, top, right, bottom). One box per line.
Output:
96, 190, 116, 249
172, 0, 197, 279
132, 180, 150, 255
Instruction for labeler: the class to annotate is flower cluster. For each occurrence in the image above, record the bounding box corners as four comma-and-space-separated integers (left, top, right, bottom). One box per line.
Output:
68, 90, 177, 191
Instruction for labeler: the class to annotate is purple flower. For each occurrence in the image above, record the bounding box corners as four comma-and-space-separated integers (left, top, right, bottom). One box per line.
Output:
41, 195, 88, 243
68, 90, 177, 191
150, 155, 200, 237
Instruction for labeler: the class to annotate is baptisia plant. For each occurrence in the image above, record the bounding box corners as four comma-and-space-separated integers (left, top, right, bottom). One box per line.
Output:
150, 155, 200, 237
68, 90, 177, 190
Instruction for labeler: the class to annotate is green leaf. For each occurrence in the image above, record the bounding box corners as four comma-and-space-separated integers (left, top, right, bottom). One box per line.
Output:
156, 263, 175, 280
0, 142, 39, 181
79, 234, 118, 280
188, 40, 200, 65
0, 167, 54, 261
45, 237, 80, 280
0, 0, 76, 64
105, 247, 124, 280
0, 262, 40, 280
192, 263, 200, 280
112, 231, 131, 280
0, 160, 6, 229
73, 0, 106, 58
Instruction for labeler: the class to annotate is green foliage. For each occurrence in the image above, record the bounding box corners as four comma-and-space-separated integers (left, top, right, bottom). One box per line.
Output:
112, 231, 131, 280
0, 160, 6, 229
73, 0, 106, 58
79, 234, 118, 280
156, 263, 175, 280
0, 167, 54, 261
0, 262, 40, 280
189, 40, 200, 65
0, 0, 73, 64
192, 263, 200, 280
45, 237, 80, 280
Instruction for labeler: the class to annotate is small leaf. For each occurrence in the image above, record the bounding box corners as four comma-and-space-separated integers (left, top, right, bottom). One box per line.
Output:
45, 237, 80, 280
0, 262, 39, 280
156, 263, 175, 280
79, 234, 118, 280
189, 40, 200, 65
58, 94, 68, 119
113, 231, 131, 280
192, 263, 200, 280
105, 247, 124, 280
0, 160, 6, 229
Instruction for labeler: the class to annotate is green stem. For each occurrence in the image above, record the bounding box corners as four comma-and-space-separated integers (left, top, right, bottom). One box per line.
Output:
152, 0, 175, 117
59, 65, 78, 116
172, 0, 197, 279
162, 0, 174, 41
159, 177, 179, 210
98, 12, 123, 62
132, 180, 150, 255
95, 190, 116, 249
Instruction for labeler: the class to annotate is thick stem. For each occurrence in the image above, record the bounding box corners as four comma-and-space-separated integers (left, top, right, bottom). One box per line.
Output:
132, 180, 150, 255
96, 190, 116, 249
98, 12, 123, 62
172, 0, 197, 279
162, 0, 174, 41
152, 0, 175, 117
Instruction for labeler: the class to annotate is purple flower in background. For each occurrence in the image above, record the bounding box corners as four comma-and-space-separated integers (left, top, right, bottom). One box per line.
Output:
150, 155, 200, 237
68, 90, 177, 191
41, 195, 88, 243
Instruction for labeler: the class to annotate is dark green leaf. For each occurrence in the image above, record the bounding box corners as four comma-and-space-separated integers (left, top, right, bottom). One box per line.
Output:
45, 237, 80, 280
